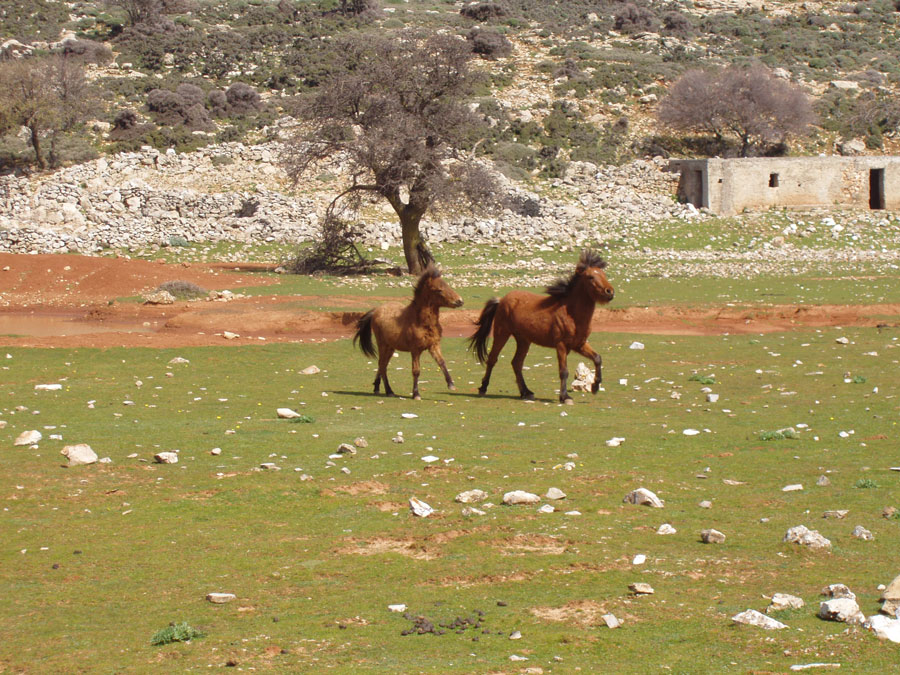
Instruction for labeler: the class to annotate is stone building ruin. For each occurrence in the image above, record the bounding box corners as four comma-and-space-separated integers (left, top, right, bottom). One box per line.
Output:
669, 157, 900, 216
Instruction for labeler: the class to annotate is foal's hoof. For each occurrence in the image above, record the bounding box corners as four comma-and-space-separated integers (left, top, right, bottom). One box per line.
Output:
477, 388, 488, 397
521, 392, 535, 402
413, 394, 422, 401
447, 384, 457, 391
562, 397, 574, 406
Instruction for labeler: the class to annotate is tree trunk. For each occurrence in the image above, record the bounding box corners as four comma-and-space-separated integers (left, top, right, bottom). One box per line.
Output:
28, 125, 45, 170
400, 210, 428, 275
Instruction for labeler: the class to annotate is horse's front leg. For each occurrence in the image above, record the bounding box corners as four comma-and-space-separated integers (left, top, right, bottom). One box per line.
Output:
556, 344, 573, 404
511, 337, 534, 401
410, 350, 423, 400
428, 343, 455, 391
575, 343, 603, 394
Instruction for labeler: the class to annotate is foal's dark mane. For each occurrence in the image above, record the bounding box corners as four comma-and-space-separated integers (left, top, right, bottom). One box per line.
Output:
545, 249, 607, 297
413, 266, 442, 299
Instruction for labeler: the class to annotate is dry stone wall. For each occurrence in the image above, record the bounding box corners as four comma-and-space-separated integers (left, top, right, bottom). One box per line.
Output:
0, 141, 690, 254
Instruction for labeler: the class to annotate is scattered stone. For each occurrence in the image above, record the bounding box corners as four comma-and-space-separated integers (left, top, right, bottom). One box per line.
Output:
392, 435, 404, 444
509, 630, 522, 640
768, 593, 805, 613
300, 365, 321, 375
823, 510, 848, 519
783, 525, 832, 550
706, 393, 719, 403
632, 554, 646, 565
881, 574, 900, 617
731, 609, 788, 630
60, 444, 98, 466
168, 357, 189, 365
260, 463, 280, 470
816, 475, 831, 487
701, 529, 726, 544
503, 490, 540, 505
605, 437, 625, 447
789, 665, 841, 671
455, 489, 488, 504
401, 413, 418, 419
629, 341, 644, 350
851, 525, 873, 541
782, 484, 803, 492
866, 614, 900, 643
822, 584, 856, 601
354, 437, 368, 448
682, 428, 700, 436
143, 290, 175, 305
388, 604, 407, 613
154, 451, 178, 464
461, 506, 486, 516
336, 443, 356, 455
884, 506, 898, 519
421, 455, 439, 463
537, 504, 555, 514
544, 487, 566, 500
34, 384, 62, 391
222, 331, 239, 340
277, 408, 303, 419
657, 523, 677, 535
210, 447, 222, 456
206, 592, 236, 604
601, 614, 621, 629
818, 597, 866, 625
629, 583, 654, 595
14, 430, 42, 446
835, 337, 850, 344
623, 487, 664, 508
409, 497, 434, 517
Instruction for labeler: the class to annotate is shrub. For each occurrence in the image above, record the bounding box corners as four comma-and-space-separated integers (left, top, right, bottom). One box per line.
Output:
150, 621, 204, 646
60, 39, 114, 64
183, 103, 213, 130
460, 2, 507, 22
614, 4, 658, 34
207, 89, 229, 116
112, 109, 139, 131
855, 478, 878, 489
467, 28, 513, 59
157, 280, 207, 299
147, 88, 186, 125
225, 82, 261, 114
662, 11, 692, 36
175, 82, 205, 108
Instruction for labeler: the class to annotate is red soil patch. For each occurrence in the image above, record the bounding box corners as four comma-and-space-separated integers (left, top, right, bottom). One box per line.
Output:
1, 252, 898, 348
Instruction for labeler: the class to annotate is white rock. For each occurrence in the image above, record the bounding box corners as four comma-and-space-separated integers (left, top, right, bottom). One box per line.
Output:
168, 357, 190, 365
277, 408, 303, 418
260, 463, 280, 470
206, 592, 236, 604
210, 447, 222, 456
336, 443, 356, 455
601, 614, 621, 629
222, 331, 239, 340
629, 341, 644, 350
732, 609, 788, 630
409, 497, 434, 517
632, 554, 646, 565
388, 604, 407, 613
34, 384, 62, 391
623, 487, 664, 508
401, 413, 418, 419
537, 504, 555, 514
455, 489, 488, 504
822, 584, 856, 601
629, 582, 654, 595
835, 337, 849, 344
503, 490, 541, 505
818, 597, 866, 625
823, 510, 848, 519
789, 665, 842, 672
851, 525, 873, 541
154, 451, 178, 464
143, 290, 175, 305
461, 506, 486, 516
816, 475, 831, 487
701, 529, 726, 544
14, 430, 42, 446
657, 523, 677, 535
866, 614, 900, 643
782, 484, 803, 492
768, 593, 805, 613
699, 500, 712, 509
605, 437, 625, 447
682, 428, 700, 436
544, 487, 566, 500
60, 444, 98, 466
706, 393, 719, 403
421, 455, 439, 463
783, 525, 831, 550
300, 365, 320, 374
881, 573, 900, 617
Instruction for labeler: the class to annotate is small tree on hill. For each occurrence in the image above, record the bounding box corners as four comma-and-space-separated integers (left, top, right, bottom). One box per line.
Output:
657, 64, 816, 156
283, 30, 500, 275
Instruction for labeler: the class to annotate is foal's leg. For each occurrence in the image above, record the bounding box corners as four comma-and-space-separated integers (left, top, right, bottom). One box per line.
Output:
377, 345, 395, 397
428, 343, 455, 391
511, 337, 534, 401
556, 343, 573, 404
575, 343, 603, 394
410, 349, 423, 400
478, 328, 510, 396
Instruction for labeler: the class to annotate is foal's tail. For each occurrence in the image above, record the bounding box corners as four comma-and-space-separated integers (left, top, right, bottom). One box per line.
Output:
353, 310, 377, 358
468, 298, 499, 363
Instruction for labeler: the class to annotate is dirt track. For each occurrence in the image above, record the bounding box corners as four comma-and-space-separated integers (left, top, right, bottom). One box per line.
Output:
1, 253, 897, 348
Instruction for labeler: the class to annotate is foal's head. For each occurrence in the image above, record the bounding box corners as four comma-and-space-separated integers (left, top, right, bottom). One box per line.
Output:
414, 266, 464, 308
547, 249, 614, 303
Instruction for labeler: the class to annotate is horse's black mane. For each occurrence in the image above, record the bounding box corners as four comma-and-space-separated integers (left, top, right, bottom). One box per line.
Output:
413, 265, 441, 297
545, 249, 607, 297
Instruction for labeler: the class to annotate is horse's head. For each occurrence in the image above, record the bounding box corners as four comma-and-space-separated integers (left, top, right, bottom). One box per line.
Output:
576, 250, 614, 304
416, 266, 463, 308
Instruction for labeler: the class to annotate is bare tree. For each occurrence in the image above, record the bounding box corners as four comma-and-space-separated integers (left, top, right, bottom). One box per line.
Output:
0, 55, 94, 169
283, 31, 500, 274
658, 64, 816, 156
105, 0, 184, 26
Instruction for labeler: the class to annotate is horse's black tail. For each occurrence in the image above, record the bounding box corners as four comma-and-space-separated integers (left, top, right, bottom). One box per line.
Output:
353, 310, 377, 358
468, 298, 499, 364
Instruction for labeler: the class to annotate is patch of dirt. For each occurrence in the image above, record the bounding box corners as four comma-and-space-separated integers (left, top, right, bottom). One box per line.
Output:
1, 252, 898, 347
338, 537, 439, 560
492, 534, 570, 555
530, 600, 608, 627
371, 501, 406, 512
332, 481, 390, 496
430, 570, 536, 588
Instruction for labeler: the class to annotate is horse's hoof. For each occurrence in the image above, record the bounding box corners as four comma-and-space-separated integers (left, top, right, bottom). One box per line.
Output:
413, 394, 422, 401
478, 388, 487, 397
448, 384, 456, 391
563, 397, 574, 405
521, 393, 535, 402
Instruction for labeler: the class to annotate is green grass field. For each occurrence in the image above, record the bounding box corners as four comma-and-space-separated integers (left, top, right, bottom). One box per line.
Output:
2, 324, 899, 672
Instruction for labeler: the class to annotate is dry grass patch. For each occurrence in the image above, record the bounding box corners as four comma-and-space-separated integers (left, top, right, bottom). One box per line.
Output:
339, 537, 439, 560
331, 481, 391, 496
429, 570, 536, 588
492, 534, 570, 555
530, 600, 609, 627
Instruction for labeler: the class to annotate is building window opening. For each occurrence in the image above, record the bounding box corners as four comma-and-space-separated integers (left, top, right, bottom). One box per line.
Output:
768, 173, 779, 188
870, 168, 885, 209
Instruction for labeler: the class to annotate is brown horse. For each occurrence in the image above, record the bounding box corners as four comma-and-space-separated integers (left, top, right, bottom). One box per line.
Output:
353, 267, 463, 400
469, 250, 614, 404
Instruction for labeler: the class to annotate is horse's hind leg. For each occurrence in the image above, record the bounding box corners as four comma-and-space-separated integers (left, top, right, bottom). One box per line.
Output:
556, 344, 573, 404
429, 344, 455, 391
511, 337, 534, 400
411, 350, 422, 400
576, 343, 603, 394
377, 346, 395, 397
478, 329, 510, 396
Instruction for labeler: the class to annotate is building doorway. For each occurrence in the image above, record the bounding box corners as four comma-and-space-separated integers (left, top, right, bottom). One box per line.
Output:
869, 168, 885, 209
